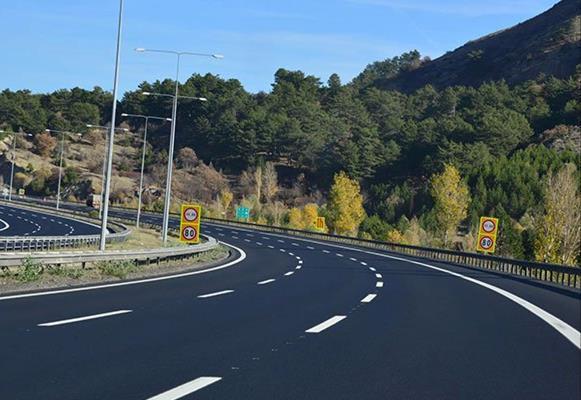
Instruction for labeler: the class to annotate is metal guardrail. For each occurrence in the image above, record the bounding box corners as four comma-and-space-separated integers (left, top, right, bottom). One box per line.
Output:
201, 217, 581, 289
7, 196, 580, 289
0, 200, 130, 251
0, 236, 219, 268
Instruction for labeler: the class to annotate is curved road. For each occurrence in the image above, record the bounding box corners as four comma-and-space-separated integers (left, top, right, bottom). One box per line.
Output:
0, 203, 100, 237
0, 205, 579, 399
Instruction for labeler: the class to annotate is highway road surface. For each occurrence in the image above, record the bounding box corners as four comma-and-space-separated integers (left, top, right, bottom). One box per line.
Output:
0, 202, 579, 399
0, 203, 100, 237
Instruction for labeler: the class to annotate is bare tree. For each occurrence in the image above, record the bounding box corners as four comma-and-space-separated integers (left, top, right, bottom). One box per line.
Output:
262, 162, 278, 204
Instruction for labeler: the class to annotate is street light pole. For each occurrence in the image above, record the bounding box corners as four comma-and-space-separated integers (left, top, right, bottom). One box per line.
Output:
7, 131, 32, 201
120, 113, 171, 228
9, 133, 16, 202
136, 47, 222, 243
86, 124, 129, 219
99, 0, 124, 251
45, 129, 82, 210
56, 131, 65, 209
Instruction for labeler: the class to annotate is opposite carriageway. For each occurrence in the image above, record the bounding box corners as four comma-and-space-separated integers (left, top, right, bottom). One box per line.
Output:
0, 202, 579, 399
0, 202, 128, 251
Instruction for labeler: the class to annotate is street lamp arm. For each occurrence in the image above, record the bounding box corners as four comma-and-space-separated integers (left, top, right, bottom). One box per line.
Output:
135, 48, 222, 59
121, 113, 172, 121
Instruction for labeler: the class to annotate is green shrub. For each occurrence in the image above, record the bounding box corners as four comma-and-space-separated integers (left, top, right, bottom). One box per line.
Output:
17, 257, 43, 282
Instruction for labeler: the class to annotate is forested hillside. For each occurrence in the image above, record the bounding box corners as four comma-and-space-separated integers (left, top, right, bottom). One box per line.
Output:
1, 3, 580, 264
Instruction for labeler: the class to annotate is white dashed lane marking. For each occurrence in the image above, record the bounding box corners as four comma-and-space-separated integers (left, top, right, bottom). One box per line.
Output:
147, 376, 222, 400
361, 294, 377, 303
306, 315, 347, 334
38, 310, 132, 327
197, 290, 234, 299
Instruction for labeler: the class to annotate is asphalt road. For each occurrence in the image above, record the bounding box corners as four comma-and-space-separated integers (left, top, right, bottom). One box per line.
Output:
0, 203, 100, 237
0, 201, 579, 399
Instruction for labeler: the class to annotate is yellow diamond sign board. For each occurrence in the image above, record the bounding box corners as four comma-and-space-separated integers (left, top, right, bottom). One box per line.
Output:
315, 216, 326, 230
476, 216, 499, 253
180, 204, 201, 244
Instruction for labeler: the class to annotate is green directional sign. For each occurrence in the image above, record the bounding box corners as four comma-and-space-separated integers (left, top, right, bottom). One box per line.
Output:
236, 206, 250, 221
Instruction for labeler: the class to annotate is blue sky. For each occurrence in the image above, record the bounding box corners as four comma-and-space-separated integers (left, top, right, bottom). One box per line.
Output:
0, 0, 558, 94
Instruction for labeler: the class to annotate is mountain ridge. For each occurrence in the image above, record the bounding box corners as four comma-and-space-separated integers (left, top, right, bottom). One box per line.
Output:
374, 0, 580, 92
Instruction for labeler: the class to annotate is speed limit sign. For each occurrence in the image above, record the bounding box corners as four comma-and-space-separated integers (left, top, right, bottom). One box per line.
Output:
476, 234, 496, 253
479, 236, 493, 250
479, 216, 499, 236
181, 225, 198, 241
183, 206, 200, 223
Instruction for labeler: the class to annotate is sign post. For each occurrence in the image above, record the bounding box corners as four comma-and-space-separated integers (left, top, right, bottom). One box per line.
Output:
236, 206, 250, 222
476, 216, 499, 254
180, 204, 201, 244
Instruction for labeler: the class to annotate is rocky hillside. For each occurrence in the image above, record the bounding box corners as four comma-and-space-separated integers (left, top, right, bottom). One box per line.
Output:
377, 0, 580, 92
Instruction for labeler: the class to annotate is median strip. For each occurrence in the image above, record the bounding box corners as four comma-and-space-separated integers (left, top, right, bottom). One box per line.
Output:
147, 376, 222, 400
306, 315, 347, 334
38, 309, 132, 327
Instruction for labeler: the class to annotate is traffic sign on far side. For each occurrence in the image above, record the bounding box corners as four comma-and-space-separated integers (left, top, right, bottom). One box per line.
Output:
476, 216, 499, 253
180, 204, 201, 244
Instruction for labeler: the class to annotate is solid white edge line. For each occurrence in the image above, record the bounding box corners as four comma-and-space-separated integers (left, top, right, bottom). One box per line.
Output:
38, 309, 132, 327
361, 294, 377, 303
0, 241, 247, 301
197, 290, 234, 299
306, 315, 347, 333
257, 278, 276, 285
206, 223, 579, 350
147, 376, 222, 400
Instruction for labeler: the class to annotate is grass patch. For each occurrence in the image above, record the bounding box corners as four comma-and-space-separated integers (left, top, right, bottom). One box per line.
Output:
105, 225, 182, 251
48, 265, 84, 279
97, 260, 137, 279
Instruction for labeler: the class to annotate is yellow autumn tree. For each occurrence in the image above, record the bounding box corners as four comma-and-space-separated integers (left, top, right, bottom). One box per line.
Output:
302, 203, 319, 230
385, 229, 405, 244
430, 164, 470, 246
535, 164, 581, 266
327, 171, 366, 236
288, 207, 303, 230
